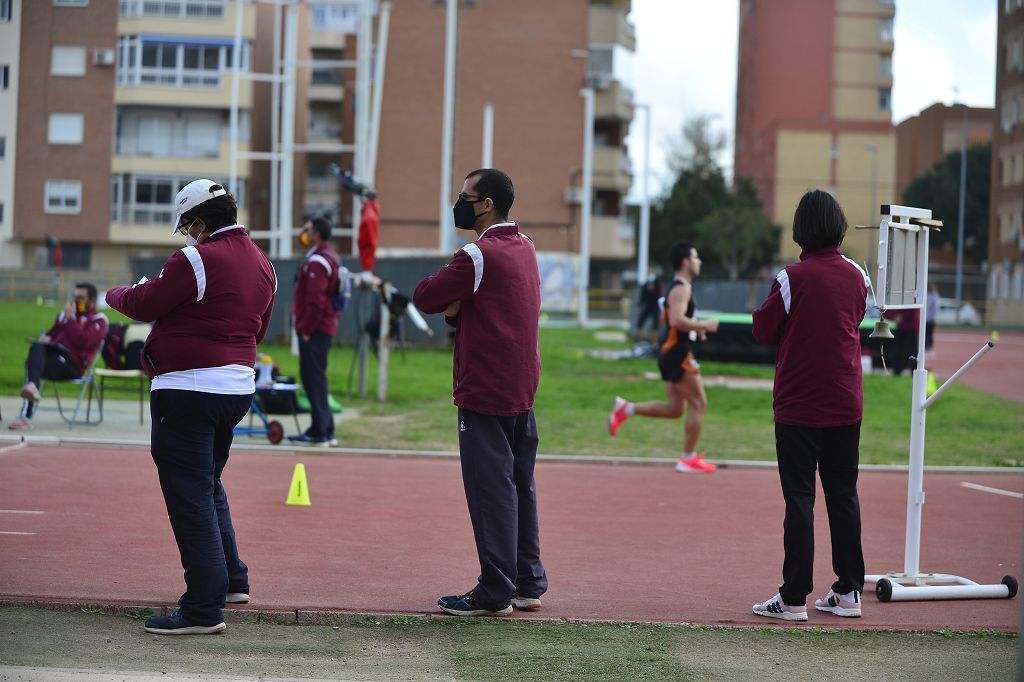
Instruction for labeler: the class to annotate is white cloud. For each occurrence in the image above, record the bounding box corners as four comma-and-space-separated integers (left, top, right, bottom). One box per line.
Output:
891, 24, 958, 123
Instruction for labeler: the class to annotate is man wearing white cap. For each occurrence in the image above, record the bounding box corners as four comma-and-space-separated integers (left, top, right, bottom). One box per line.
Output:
105, 179, 277, 635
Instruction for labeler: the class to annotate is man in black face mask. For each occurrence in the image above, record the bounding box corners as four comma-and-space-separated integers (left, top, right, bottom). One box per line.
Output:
413, 168, 547, 617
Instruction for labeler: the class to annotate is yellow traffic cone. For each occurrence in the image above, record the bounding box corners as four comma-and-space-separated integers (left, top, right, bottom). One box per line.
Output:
286, 463, 311, 506
926, 372, 938, 397
992, 330, 1001, 342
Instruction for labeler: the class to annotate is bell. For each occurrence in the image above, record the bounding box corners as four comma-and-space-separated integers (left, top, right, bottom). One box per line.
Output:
870, 318, 894, 340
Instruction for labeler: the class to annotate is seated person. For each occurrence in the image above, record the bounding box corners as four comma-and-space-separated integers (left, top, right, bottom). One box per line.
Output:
9, 283, 109, 430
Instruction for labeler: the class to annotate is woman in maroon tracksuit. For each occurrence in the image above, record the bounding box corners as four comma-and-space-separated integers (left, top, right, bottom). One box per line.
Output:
750, 190, 871, 622
106, 180, 276, 636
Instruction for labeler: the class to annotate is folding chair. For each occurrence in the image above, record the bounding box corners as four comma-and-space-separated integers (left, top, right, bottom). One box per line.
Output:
39, 342, 104, 428
94, 323, 152, 425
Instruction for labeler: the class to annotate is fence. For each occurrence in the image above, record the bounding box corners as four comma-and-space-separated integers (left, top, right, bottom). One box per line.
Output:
1, 269, 132, 304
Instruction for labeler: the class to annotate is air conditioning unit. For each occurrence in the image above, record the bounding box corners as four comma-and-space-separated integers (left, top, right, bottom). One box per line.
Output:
93, 49, 116, 66
564, 186, 583, 205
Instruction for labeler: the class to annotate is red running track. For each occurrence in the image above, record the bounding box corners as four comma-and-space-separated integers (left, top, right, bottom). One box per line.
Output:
0, 445, 1020, 631
932, 330, 1024, 404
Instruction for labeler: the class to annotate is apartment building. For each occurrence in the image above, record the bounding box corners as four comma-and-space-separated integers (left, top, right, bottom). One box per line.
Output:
3, 0, 254, 272
989, 0, 1024, 325
895, 103, 994, 201
368, 0, 634, 265
734, 0, 896, 265
0, 0, 18, 268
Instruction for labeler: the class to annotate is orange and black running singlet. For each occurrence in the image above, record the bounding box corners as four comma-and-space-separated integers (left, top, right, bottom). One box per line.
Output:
658, 278, 699, 381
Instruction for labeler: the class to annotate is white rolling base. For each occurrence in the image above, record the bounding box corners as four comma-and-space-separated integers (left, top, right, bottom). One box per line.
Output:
865, 573, 1018, 602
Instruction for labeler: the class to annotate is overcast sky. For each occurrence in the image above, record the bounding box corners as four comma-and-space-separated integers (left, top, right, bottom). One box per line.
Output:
624, 0, 998, 202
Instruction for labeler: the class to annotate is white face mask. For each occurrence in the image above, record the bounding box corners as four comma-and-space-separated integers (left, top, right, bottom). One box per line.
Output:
185, 234, 198, 247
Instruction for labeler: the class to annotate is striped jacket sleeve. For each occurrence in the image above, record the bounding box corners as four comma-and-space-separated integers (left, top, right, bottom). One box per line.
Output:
752, 269, 790, 345
104, 249, 198, 323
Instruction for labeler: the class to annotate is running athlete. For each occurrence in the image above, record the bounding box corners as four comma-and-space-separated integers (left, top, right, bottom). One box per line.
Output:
608, 241, 720, 472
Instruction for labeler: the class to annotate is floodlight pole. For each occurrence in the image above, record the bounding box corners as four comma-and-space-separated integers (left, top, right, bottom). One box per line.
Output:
439, 0, 458, 255
954, 104, 968, 304
636, 103, 651, 285
577, 87, 594, 327
482, 101, 494, 167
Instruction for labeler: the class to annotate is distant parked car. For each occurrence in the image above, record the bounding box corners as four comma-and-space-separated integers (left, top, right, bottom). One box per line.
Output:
934, 299, 981, 326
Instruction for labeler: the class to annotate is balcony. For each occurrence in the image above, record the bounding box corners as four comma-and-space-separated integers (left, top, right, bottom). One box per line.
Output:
118, 1, 256, 40
588, 5, 635, 51
592, 146, 633, 194
590, 215, 634, 259
595, 80, 634, 121
113, 140, 250, 177
116, 73, 252, 108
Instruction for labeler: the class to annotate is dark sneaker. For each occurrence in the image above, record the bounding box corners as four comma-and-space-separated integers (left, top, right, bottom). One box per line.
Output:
437, 591, 512, 616
225, 592, 250, 604
144, 610, 226, 635
512, 595, 542, 611
287, 434, 330, 447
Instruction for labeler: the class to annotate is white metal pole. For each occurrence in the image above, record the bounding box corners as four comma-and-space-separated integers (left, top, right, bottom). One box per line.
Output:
482, 101, 494, 167
637, 103, 651, 283
578, 87, 595, 327
439, 0, 458, 254
377, 286, 390, 401
277, 0, 298, 259
366, 1, 391, 190
902, 219, 932, 577
350, 0, 373, 256
865, 143, 878, 276
229, 0, 244, 198
269, 0, 282, 256
955, 105, 967, 304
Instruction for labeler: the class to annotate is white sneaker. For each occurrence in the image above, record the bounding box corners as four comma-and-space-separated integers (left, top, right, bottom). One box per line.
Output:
225, 592, 250, 604
512, 595, 541, 611
752, 593, 808, 621
814, 589, 861, 617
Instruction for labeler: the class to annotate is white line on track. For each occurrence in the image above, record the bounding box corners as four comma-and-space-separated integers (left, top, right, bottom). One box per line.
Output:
0, 442, 27, 454
0, 531, 36, 536
960, 481, 1024, 499
0, 510, 44, 514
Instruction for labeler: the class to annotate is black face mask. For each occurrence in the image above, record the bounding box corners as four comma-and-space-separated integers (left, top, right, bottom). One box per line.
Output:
453, 197, 486, 230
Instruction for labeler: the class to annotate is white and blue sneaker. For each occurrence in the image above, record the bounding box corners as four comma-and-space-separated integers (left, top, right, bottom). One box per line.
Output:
752, 593, 808, 621
815, 588, 862, 617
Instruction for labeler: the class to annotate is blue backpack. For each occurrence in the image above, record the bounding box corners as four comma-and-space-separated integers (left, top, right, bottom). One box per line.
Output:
331, 262, 352, 312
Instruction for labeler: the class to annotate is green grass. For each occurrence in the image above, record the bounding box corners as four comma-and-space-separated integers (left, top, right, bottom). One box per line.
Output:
2, 301, 1021, 466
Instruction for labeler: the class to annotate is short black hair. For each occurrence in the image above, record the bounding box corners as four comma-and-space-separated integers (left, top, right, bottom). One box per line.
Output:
75, 282, 97, 301
308, 216, 332, 242
792, 190, 848, 250
183, 186, 237, 231
465, 168, 514, 219
670, 241, 695, 271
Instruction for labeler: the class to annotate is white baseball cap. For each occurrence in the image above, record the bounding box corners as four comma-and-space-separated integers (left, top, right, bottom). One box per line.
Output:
171, 179, 228, 234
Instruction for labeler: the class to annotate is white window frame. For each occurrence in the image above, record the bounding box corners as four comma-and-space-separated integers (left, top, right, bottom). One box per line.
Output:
117, 36, 250, 89
44, 180, 82, 214
54, 0, 89, 6
48, 113, 84, 145
51, 45, 87, 77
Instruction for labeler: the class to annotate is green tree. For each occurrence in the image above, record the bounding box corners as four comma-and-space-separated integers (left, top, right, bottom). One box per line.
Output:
902, 143, 990, 264
649, 117, 778, 279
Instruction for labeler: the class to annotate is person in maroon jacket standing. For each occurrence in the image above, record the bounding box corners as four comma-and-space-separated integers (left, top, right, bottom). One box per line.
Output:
289, 216, 340, 446
413, 168, 547, 617
750, 190, 871, 622
105, 179, 277, 635
9, 283, 108, 430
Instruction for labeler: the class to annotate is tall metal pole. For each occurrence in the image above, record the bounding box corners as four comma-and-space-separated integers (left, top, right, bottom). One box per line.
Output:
482, 101, 494, 167
277, 0, 298, 259
366, 1, 391, 191
229, 0, 244, 198
865, 143, 878, 276
955, 104, 968, 304
577, 87, 594, 327
636, 103, 651, 283
351, 0, 373, 253
439, 0, 458, 254
269, 0, 282, 256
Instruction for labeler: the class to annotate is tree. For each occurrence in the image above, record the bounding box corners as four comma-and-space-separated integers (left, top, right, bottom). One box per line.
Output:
649, 116, 778, 279
902, 143, 991, 264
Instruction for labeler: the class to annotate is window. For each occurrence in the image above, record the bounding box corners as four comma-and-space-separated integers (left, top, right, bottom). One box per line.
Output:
44, 180, 82, 214
119, 0, 224, 19
1, 65, 8, 90
118, 36, 249, 88
880, 18, 893, 43
0, 202, 4, 224
112, 173, 244, 224
51, 45, 87, 76
48, 113, 84, 144
1, 0, 12, 21
879, 54, 892, 79
878, 87, 891, 112
0, 136, 5, 159
54, 0, 89, 5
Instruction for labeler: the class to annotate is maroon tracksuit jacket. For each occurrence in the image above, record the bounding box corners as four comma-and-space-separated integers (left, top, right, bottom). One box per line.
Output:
293, 243, 340, 337
752, 246, 870, 427
105, 226, 277, 378
413, 222, 541, 416
46, 308, 108, 373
